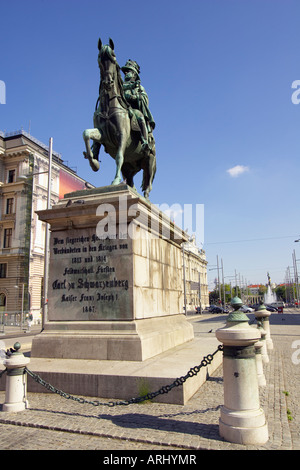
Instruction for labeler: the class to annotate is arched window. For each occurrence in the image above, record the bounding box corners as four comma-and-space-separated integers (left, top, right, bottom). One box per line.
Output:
0, 294, 6, 322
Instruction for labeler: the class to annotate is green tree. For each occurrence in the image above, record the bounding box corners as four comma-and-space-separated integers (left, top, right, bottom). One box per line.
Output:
209, 284, 233, 305
258, 285, 267, 296
275, 285, 286, 302
232, 286, 241, 298
209, 289, 219, 304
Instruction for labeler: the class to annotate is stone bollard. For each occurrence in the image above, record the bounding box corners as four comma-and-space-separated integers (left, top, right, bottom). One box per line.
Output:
256, 321, 269, 364
216, 297, 268, 445
255, 303, 273, 350
255, 339, 266, 387
2, 342, 30, 412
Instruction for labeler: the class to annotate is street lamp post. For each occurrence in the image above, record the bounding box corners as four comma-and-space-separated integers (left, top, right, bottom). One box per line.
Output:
292, 249, 300, 308
42, 138, 53, 330
14, 284, 24, 330
221, 258, 226, 308
209, 257, 222, 305
18, 137, 53, 329
198, 270, 202, 314
182, 244, 187, 315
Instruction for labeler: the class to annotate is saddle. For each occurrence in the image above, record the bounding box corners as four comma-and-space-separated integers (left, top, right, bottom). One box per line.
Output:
129, 110, 141, 133
94, 104, 140, 133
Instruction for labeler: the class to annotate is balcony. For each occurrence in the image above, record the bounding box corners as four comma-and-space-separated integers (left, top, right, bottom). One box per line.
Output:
2, 213, 16, 222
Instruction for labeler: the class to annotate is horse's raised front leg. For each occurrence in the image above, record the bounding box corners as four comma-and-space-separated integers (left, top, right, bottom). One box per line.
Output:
83, 128, 101, 172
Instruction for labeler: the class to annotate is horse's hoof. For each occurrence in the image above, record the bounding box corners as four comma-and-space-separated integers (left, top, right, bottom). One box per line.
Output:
111, 177, 122, 185
143, 191, 150, 203
84, 152, 100, 172
91, 160, 100, 172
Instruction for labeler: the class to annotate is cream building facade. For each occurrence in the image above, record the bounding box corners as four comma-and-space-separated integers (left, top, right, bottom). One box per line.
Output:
0, 130, 90, 326
182, 235, 209, 312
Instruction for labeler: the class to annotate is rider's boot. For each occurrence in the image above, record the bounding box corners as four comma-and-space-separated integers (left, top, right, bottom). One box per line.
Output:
138, 117, 151, 154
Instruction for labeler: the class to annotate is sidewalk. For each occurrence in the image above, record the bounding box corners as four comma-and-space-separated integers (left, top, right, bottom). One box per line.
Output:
0, 311, 299, 451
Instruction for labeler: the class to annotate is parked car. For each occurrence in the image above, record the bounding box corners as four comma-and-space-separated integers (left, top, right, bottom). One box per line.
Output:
209, 305, 217, 312
240, 305, 254, 313
270, 301, 285, 309
265, 305, 277, 312
250, 303, 261, 311
210, 306, 223, 313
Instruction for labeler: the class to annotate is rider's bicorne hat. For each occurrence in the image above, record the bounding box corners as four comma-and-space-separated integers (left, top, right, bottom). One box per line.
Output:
121, 60, 140, 79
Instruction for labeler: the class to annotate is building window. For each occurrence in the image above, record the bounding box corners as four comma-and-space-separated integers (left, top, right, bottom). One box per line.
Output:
0, 293, 6, 308
0, 264, 7, 278
7, 169, 16, 183
6, 198, 14, 214
3, 228, 12, 248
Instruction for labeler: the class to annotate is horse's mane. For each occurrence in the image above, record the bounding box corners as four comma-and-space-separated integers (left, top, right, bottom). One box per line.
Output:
98, 45, 129, 110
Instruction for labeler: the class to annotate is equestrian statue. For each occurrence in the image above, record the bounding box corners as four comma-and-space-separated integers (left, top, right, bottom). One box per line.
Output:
83, 38, 156, 201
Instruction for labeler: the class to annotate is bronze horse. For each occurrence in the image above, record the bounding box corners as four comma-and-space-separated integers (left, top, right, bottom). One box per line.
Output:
83, 38, 156, 201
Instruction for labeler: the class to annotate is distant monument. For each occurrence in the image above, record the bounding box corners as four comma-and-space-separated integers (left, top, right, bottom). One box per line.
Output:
83, 38, 156, 201
264, 272, 277, 304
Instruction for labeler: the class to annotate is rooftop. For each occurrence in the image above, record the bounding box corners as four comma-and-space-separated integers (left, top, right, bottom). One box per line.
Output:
0, 129, 62, 160
0, 129, 87, 180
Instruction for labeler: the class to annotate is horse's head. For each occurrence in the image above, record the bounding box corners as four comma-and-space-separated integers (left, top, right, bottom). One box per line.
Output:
98, 38, 118, 91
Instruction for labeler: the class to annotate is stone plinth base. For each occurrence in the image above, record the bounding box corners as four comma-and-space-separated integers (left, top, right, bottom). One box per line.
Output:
27, 336, 222, 405
31, 314, 194, 361
2, 402, 28, 413
219, 407, 269, 445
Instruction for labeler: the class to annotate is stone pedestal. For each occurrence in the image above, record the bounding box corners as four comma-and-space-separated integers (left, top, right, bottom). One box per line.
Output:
31, 185, 194, 362
216, 297, 268, 445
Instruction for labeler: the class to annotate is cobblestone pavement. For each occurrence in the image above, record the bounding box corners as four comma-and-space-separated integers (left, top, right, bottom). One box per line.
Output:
0, 311, 299, 452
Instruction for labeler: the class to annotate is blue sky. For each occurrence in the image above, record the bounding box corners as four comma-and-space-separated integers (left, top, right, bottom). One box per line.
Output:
1, 0, 300, 288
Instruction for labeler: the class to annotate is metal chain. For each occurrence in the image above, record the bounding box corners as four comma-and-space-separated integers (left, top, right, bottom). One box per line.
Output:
25, 344, 223, 407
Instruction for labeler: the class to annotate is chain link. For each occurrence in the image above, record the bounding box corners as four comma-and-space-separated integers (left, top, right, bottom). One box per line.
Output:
25, 344, 223, 407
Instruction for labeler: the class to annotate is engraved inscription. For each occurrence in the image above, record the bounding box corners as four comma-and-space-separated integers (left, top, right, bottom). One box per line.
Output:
48, 230, 132, 321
